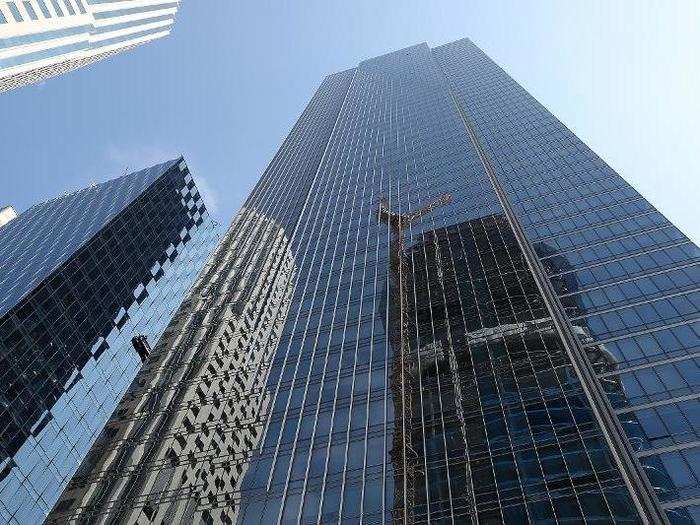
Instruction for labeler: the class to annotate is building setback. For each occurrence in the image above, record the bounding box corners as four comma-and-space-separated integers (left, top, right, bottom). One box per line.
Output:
50, 39, 700, 524
0, 0, 179, 92
0, 158, 218, 524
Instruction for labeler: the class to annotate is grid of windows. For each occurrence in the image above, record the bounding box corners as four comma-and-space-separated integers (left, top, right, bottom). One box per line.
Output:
0, 159, 218, 524
47, 70, 355, 525
232, 42, 637, 525
0, 0, 180, 92
434, 38, 700, 522
0, 160, 174, 318
49, 38, 699, 524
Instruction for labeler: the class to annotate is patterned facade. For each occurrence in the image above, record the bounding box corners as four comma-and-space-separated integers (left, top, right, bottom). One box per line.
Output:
0, 0, 179, 92
52, 39, 700, 524
0, 158, 218, 524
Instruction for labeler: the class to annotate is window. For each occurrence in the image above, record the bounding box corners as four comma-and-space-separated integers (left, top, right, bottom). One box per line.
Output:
49, 0, 62, 16
22, 0, 36, 19
0, 8, 6, 22
36, 0, 49, 17
6, 2, 23, 21
63, 0, 74, 15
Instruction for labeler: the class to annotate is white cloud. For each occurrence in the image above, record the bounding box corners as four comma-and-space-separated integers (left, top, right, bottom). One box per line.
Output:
103, 145, 220, 219
193, 174, 220, 217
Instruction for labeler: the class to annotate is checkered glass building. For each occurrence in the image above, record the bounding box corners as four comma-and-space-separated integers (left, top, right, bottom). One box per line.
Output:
0, 158, 218, 524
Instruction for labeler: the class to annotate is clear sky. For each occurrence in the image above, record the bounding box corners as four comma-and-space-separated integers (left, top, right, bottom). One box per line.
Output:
1, 0, 698, 242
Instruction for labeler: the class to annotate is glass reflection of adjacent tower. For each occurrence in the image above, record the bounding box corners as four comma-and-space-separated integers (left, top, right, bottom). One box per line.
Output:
48, 209, 297, 524
378, 193, 459, 523
379, 197, 636, 524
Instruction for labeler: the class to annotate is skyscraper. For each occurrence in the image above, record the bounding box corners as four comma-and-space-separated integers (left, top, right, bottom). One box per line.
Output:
50, 38, 700, 524
0, 0, 179, 92
0, 158, 218, 524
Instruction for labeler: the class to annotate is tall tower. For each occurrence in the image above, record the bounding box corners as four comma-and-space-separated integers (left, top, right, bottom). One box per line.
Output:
0, 0, 180, 92
0, 158, 218, 524
51, 39, 700, 524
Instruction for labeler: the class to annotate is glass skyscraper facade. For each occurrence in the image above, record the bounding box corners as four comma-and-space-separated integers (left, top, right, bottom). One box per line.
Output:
50, 39, 699, 524
0, 158, 218, 524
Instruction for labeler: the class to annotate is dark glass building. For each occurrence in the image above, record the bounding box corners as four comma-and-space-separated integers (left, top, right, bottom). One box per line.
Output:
50, 39, 699, 524
0, 158, 219, 524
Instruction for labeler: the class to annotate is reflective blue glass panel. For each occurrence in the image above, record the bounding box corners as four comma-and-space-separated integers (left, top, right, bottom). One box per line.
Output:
46, 38, 699, 524
0, 159, 218, 524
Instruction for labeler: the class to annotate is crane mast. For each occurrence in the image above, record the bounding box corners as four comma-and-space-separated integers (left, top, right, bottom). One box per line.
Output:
378, 193, 452, 523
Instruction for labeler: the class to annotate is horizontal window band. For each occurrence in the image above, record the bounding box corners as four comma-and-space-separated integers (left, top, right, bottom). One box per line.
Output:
636, 440, 700, 459
0, 24, 91, 50
569, 287, 700, 321
598, 351, 700, 379
615, 392, 700, 415
91, 13, 172, 35
662, 496, 700, 510
547, 241, 697, 278
94, 2, 178, 20
558, 261, 700, 299
91, 25, 169, 51
0, 39, 88, 70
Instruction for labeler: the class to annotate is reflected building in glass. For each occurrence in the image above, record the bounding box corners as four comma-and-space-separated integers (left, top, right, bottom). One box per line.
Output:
0, 158, 218, 524
51, 38, 699, 524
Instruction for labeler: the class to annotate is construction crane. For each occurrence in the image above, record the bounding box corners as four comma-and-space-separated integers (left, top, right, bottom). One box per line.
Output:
378, 193, 453, 242
378, 192, 452, 523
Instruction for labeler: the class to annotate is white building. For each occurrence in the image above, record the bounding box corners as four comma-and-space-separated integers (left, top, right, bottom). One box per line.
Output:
0, 0, 179, 92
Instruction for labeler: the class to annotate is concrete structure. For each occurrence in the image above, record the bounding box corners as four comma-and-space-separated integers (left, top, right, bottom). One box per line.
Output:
0, 0, 179, 92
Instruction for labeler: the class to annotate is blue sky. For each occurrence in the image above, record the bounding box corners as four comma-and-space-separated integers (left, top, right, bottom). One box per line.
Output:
1, 0, 698, 241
